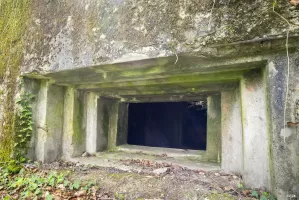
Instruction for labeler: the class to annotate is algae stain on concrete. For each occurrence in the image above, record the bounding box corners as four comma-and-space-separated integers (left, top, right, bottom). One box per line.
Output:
0, 0, 32, 161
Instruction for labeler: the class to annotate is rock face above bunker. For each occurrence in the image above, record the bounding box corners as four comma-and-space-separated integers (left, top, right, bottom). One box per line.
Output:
23, 0, 299, 73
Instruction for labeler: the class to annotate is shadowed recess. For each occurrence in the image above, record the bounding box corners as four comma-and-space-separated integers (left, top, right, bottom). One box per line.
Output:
127, 102, 207, 150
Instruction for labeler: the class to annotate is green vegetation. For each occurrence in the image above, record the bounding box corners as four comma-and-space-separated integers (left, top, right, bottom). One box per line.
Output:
0, 166, 97, 199
0, 81, 35, 174
14, 92, 34, 161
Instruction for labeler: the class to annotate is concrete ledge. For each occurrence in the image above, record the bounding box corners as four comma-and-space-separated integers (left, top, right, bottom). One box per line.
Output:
118, 144, 206, 159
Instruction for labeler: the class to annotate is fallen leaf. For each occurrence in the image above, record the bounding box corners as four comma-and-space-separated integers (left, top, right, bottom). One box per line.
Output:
223, 186, 233, 191
242, 190, 250, 196
57, 184, 65, 190
290, 0, 299, 6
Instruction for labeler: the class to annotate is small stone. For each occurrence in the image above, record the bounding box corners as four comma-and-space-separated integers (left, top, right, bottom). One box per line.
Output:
153, 167, 168, 175
290, 0, 299, 6
75, 163, 81, 167
241, 190, 250, 196
214, 173, 220, 176
75, 190, 86, 197
82, 167, 88, 171
233, 175, 238, 179
199, 172, 205, 175
82, 152, 91, 157
223, 186, 233, 191
57, 184, 65, 190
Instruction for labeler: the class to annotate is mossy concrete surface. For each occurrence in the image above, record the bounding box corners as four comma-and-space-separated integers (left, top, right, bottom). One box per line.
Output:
62, 87, 85, 159
34, 81, 64, 163
21, 0, 299, 73
8, 0, 299, 198
0, 0, 32, 161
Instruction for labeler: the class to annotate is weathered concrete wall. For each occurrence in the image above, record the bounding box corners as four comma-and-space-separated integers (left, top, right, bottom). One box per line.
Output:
12, 0, 299, 198
0, 0, 32, 161
22, 0, 299, 73
266, 52, 299, 198
221, 88, 243, 174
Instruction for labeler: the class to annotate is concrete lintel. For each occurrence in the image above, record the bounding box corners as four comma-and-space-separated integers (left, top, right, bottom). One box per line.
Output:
76, 70, 246, 90
206, 95, 222, 163
86, 82, 239, 97
120, 94, 209, 103
52, 60, 265, 86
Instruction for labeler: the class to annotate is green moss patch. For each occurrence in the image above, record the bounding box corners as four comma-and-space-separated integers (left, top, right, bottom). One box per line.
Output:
0, 0, 32, 161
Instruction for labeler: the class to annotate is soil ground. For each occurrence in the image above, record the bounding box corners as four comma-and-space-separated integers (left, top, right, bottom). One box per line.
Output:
40, 150, 261, 200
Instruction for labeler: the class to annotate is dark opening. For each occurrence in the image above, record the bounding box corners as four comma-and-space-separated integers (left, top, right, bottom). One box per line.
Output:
127, 101, 207, 150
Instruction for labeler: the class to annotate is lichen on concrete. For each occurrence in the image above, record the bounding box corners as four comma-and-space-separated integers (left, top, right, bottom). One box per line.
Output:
21, 0, 299, 73
0, 0, 31, 161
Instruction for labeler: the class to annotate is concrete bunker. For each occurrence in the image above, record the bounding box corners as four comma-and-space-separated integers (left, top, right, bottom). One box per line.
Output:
126, 101, 207, 150
25, 52, 284, 193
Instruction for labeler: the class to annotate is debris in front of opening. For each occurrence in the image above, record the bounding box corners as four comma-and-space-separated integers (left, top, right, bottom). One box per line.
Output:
0, 161, 276, 199
133, 150, 170, 158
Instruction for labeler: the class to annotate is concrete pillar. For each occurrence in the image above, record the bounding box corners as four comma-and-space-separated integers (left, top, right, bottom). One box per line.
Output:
221, 88, 243, 174
62, 87, 85, 159
206, 94, 221, 162
117, 103, 129, 146
96, 97, 120, 151
85, 92, 98, 154
97, 97, 109, 151
35, 80, 64, 162
240, 70, 270, 189
107, 100, 119, 150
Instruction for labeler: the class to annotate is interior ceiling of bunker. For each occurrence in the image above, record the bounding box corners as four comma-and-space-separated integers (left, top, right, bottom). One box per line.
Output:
26, 56, 267, 99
